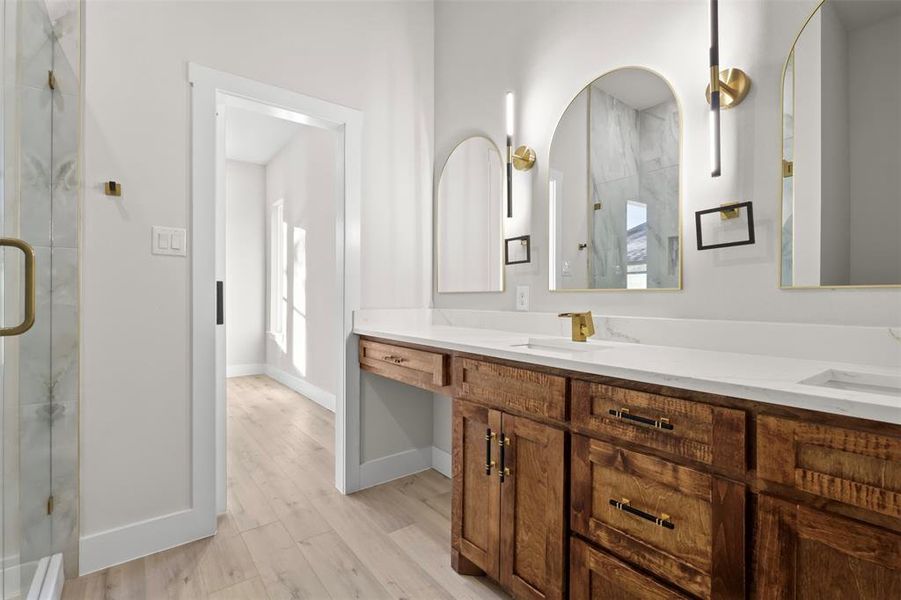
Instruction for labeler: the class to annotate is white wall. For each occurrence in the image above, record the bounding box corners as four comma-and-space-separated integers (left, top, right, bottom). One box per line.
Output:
549, 87, 589, 289
82, 0, 434, 555
265, 126, 338, 396
225, 160, 266, 371
433, 0, 901, 324
818, 4, 850, 286
848, 13, 901, 285
792, 9, 822, 286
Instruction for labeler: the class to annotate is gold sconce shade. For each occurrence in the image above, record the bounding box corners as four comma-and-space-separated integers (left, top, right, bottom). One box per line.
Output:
512, 145, 536, 171
706, 68, 751, 109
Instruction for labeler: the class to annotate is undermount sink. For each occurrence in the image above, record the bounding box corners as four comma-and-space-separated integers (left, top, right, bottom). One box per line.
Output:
800, 369, 901, 397
510, 337, 613, 354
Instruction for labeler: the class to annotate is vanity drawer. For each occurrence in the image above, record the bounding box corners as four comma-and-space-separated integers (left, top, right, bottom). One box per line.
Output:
570, 537, 689, 600
359, 338, 448, 391
572, 380, 746, 473
571, 435, 745, 600
455, 358, 567, 421
757, 415, 901, 519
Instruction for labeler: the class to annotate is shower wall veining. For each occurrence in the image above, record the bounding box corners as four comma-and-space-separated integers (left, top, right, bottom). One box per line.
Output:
17, 0, 80, 579
588, 86, 679, 289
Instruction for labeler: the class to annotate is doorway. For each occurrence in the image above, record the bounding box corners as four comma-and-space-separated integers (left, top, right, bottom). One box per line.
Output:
189, 65, 363, 550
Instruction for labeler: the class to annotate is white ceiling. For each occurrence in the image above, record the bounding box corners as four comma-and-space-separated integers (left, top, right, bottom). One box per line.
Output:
225, 106, 303, 164
830, 0, 901, 31
591, 69, 674, 111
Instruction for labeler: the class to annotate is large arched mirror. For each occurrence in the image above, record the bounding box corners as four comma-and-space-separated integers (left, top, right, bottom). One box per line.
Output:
549, 68, 681, 291
781, 0, 901, 288
436, 136, 504, 293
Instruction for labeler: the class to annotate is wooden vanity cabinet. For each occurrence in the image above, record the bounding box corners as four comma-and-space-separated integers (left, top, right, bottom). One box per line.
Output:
571, 435, 745, 599
452, 397, 567, 600
755, 495, 900, 599
361, 337, 901, 599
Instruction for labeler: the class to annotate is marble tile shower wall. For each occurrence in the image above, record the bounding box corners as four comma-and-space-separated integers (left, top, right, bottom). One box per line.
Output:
589, 86, 638, 288
588, 86, 679, 289
640, 100, 679, 289
18, 0, 79, 578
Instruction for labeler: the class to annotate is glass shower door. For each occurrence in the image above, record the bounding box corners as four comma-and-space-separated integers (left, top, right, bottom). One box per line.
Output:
2, 0, 80, 597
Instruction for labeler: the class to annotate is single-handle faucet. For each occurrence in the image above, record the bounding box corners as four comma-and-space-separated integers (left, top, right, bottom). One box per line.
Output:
558, 311, 595, 342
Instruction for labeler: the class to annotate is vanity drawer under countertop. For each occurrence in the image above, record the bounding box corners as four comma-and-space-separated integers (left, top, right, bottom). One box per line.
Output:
358, 338, 449, 392
455, 357, 567, 421
571, 435, 745, 600
572, 379, 746, 474
757, 414, 901, 519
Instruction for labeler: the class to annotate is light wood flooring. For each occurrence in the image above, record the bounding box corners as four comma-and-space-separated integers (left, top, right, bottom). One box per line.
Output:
63, 375, 508, 599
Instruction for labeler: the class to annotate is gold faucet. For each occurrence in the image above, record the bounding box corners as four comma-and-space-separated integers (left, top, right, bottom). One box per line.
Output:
558, 311, 595, 342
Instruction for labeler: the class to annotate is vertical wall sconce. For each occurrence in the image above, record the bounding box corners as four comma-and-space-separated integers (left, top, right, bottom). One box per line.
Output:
504, 91, 536, 218
707, 0, 751, 178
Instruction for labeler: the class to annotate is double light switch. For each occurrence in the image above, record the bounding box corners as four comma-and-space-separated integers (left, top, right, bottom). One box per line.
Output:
152, 226, 187, 256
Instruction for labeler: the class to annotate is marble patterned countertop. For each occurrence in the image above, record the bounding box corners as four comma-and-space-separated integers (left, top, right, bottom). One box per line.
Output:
354, 309, 901, 425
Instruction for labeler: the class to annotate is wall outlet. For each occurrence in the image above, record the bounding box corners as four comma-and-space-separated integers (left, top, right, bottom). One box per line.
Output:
515, 285, 530, 311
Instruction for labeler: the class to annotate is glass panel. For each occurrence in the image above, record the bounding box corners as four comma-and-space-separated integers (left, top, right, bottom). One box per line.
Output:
1, 1, 80, 596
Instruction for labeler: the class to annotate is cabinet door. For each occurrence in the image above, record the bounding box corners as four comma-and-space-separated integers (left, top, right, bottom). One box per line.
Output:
452, 399, 501, 578
499, 414, 566, 600
756, 495, 901, 599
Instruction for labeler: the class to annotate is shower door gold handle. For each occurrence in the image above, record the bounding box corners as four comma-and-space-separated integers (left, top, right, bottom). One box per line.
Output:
0, 238, 36, 336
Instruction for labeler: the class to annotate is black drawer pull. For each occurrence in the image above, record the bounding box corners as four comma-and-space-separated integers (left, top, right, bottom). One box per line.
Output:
485, 428, 495, 475
608, 407, 674, 430
609, 498, 675, 529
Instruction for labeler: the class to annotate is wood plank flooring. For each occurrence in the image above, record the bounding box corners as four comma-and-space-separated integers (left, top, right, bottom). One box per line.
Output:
63, 375, 508, 600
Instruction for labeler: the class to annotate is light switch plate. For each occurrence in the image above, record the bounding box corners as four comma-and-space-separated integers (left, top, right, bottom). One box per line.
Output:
152, 226, 187, 256
515, 285, 530, 311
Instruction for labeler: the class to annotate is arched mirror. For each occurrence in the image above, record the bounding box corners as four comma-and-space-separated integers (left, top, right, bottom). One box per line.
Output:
781, 0, 901, 288
549, 68, 681, 291
436, 136, 504, 293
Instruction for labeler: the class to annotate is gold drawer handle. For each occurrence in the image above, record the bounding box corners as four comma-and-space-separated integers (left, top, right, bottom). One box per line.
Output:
608, 407, 674, 431
609, 498, 675, 530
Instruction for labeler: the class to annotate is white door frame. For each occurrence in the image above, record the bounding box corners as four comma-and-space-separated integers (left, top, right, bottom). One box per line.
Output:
189, 64, 362, 517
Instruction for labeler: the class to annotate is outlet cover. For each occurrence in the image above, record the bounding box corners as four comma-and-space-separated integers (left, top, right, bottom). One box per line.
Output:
515, 285, 530, 311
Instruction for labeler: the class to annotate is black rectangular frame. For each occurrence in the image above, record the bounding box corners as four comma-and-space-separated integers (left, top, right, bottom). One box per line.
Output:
695, 201, 755, 251
504, 234, 531, 265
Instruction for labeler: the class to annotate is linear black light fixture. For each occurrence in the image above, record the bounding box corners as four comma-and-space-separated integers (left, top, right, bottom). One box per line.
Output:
504, 91, 536, 218
707, 0, 751, 178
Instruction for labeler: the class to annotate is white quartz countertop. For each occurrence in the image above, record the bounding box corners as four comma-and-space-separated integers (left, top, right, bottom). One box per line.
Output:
354, 317, 901, 425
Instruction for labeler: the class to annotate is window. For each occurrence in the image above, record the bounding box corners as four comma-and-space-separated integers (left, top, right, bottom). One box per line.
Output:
268, 200, 287, 347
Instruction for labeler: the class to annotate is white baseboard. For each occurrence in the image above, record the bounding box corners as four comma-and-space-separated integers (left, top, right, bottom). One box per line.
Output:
79, 508, 214, 576
25, 556, 46, 600
264, 366, 336, 412
431, 446, 451, 478
40, 555, 63, 600
358, 446, 451, 489
359, 447, 432, 490
226, 363, 265, 378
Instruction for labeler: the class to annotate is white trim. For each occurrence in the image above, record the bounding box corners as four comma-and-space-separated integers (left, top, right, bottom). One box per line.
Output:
226, 363, 266, 378
358, 447, 433, 490
78, 507, 212, 576
431, 446, 452, 478
264, 366, 336, 412
37, 555, 63, 600
25, 557, 47, 600
189, 65, 363, 521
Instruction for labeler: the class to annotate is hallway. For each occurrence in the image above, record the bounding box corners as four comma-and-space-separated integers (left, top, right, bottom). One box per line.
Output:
63, 376, 506, 599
